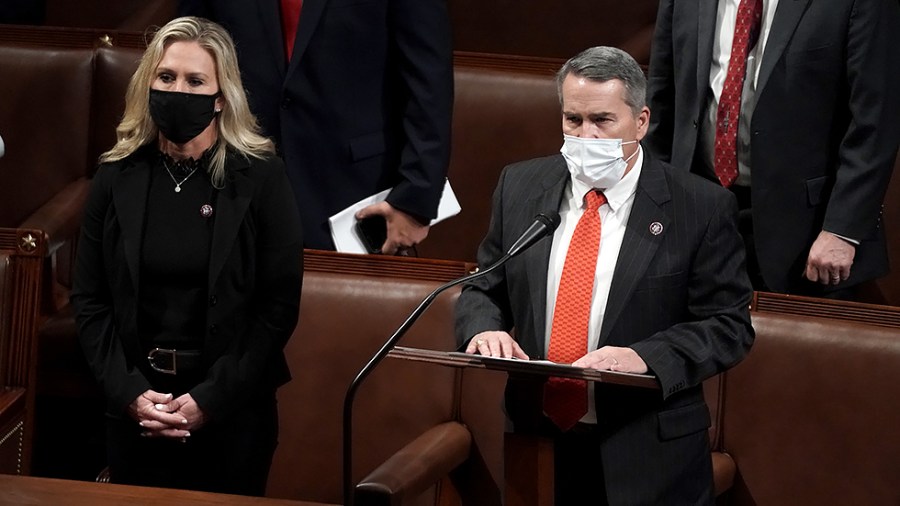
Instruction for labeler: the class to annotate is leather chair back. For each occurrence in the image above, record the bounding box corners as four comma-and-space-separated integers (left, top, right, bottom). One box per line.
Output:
89, 46, 143, 169
0, 45, 94, 227
268, 253, 465, 505
723, 311, 900, 505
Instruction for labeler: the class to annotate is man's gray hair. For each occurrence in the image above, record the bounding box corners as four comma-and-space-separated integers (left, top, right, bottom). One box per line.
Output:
556, 46, 647, 115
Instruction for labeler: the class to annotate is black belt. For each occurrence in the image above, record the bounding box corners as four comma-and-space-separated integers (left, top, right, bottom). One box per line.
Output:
147, 348, 202, 375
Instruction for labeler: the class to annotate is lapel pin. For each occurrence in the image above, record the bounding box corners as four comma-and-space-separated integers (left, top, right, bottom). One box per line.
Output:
200, 204, 214, 218
649, 221, 663, 235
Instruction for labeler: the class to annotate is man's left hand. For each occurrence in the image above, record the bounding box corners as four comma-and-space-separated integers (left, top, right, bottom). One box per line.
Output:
805, 230, 856, 285
356, 201, 429, 255
572, 345, 648, 374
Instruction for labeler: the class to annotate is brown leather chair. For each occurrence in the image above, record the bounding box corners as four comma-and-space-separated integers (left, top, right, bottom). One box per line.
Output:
720, 306, 900, 505
267, 251, 474, 506
0, 26, 143, 319
0, 37, 95, 292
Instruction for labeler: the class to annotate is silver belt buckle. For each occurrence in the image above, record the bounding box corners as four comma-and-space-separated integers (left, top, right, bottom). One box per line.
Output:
148, 347, 177, 375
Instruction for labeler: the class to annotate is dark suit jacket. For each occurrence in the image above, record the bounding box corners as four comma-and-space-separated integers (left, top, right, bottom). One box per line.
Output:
455, 152, 754, 504
645, 0, 900, 293
178, 0, 454, 249
71, 146, 303, 421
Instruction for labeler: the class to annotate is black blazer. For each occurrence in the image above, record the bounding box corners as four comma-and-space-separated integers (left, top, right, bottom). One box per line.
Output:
645, 0, 900, 292
178, 0, 454, 248
455, 151, 754, 503
71, 146, 303, 421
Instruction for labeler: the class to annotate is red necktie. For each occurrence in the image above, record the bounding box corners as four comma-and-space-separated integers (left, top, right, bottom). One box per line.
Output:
713, 0, 763, 187
544, 190, 606, 431
280, 0, 303, 61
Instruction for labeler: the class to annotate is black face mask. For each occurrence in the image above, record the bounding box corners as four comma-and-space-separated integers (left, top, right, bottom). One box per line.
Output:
148, 89, 220, 144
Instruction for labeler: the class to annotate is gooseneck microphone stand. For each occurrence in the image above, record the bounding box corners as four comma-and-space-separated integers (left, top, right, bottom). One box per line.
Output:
341, 212, 560, 505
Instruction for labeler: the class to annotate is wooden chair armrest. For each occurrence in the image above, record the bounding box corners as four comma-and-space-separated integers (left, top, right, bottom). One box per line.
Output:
712, 450, 736, 497
20, 177, 91, 256
0, 388, 26, 428
355, 421, 472, 506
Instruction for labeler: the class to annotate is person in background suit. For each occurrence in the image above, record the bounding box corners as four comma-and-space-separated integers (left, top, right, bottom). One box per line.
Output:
455, 47, 753, 504
178, 0, 453, 254
72, 17, 302, 495
645, 0, 900, 297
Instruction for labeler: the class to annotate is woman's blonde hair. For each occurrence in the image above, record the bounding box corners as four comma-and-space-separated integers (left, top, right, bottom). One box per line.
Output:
100, 16, 274, 188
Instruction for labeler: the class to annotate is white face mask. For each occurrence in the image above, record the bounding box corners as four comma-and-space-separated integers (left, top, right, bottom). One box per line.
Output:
560, 134, 638, 189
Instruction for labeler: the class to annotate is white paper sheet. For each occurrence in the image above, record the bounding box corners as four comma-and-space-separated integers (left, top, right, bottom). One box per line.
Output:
329, 179, 462, 254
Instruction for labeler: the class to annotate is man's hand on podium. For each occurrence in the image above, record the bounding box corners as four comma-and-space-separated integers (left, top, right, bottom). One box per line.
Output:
572, 346, 648, 374
464, 335, 649, 374
466, 331, 529, 359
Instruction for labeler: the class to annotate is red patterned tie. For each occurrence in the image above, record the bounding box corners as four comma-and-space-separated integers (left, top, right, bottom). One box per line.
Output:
544, 190, 606, 431
280, 0, 303, 61
713, 0, 763, 187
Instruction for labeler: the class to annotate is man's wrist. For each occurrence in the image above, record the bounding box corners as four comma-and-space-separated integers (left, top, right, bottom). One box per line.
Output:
824, 229, 859, 246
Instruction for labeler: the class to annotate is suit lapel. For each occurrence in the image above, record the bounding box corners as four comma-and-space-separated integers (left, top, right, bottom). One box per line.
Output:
697, 0, 718, 108
112, 154, 151, 295
285, 0, 328, 80
258, 0, 288, 75
208, 157, 253, 292
599, 155, 672, 345
524, 158, 568, 352
757, 0, 811, 96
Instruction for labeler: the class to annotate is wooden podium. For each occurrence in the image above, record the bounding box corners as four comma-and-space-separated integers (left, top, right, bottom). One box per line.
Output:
388, 346, 659, 506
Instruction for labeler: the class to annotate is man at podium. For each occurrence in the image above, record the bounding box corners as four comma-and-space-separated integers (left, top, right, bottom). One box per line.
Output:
456, 47, 754, 505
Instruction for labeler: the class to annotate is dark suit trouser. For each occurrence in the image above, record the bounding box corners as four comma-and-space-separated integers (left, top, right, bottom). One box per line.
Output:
106, 390, 278, 496
554, 423, 610, 506
728, 185, 767, 291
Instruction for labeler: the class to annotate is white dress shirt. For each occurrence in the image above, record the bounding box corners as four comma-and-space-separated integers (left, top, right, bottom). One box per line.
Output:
544, 147, 643, 424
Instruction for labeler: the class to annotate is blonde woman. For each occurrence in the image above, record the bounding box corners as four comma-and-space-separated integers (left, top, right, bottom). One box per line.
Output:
72, 17, 302, 495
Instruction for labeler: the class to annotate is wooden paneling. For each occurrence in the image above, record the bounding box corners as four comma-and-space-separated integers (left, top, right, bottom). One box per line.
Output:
304, 249, 474, 282
0, 228, 46, 475
753, 291, 900, 328
0, 388, 26, 475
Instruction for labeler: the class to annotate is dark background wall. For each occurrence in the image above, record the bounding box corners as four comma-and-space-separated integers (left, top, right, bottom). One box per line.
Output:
1, 0, 659, 62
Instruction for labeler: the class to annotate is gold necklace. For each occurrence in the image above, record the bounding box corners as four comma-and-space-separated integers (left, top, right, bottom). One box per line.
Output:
162, 158, 200, 193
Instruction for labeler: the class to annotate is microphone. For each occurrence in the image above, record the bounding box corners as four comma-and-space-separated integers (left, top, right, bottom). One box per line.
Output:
0, 133, 5, 158
342, 211, 560, 505
507, 211, 561, 258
